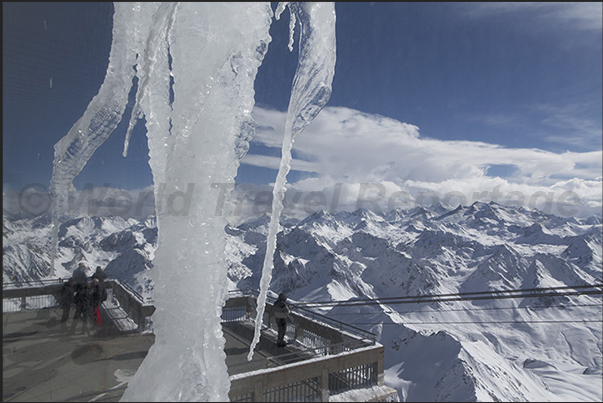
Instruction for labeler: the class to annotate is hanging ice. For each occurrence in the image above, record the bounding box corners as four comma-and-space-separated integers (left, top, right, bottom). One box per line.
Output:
247, 2, 336, 361
48, 2, 335, 401
49, 4, 144, 272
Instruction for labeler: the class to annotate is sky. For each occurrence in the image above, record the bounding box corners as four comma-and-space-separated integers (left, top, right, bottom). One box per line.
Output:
3, 2, 602, 217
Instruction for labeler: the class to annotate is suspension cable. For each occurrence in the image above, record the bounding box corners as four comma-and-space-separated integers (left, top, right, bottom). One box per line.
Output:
290, 284, 603, 308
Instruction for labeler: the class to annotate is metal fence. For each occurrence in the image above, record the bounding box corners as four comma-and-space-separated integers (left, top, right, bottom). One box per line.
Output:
3, 294, 58, 313
3, 283, 392, 401
263, 376, 321, 402
230, 376, 322, 402
299, 328, 330, 351
2, 278, 65, 289
329, 362, 377, 394
2, 280, 64, 313
227, 289, 377, 346
3, 278, 155, 332
222, 305, 249, 322
231, 392, 254, 402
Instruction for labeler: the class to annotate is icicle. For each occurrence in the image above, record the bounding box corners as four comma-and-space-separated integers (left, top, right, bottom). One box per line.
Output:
122, 104, 142, 158
49, 3, 154, 272
120, 3, 273, 401
247, 2, 336, 361
275, 2, 296, 52
49, 1, 334, 399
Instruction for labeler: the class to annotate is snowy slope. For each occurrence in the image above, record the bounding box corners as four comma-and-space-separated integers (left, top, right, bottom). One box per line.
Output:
3, 201, 602, 402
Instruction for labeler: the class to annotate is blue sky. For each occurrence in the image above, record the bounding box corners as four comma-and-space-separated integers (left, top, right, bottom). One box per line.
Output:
3, 2, 602, 216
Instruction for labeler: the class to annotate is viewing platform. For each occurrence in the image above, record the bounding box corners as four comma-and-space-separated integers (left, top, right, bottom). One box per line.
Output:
3, 280, 398, 402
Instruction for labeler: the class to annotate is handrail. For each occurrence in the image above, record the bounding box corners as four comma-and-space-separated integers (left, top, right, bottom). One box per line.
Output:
292, 304, 377, 344
4, 283, 374, 342
4, 278, 149, 304
3, 277, 155, 331
229, 343, 386, 401
3, 282, 392, 401
3, 279, 64, 289
228, 289, 377, 344
110, 278, 150, 304
227, 341, 349, 372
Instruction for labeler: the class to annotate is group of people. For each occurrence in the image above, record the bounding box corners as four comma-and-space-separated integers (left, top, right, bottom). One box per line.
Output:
60, 264, 293, 345
60, 263, 108, 332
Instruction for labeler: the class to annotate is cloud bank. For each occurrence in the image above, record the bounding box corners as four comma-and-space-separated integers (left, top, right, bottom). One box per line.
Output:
238, 106, 602, 218
4, 106, 600, 221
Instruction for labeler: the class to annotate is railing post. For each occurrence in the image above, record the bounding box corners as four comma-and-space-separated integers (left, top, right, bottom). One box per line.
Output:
268, 310, 274, 330
254, 379, 264, 402
20, 296, 27, 311
246, 297, 254, 320
320, 367, 329, 402
377, 347, 385, 386
135, 304, 145, 331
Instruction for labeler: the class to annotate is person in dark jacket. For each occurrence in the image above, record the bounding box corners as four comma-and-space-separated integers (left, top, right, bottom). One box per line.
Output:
273, 293, 291, 347
71, 281, 91, 333
59, 278, 75, 326
90, 278, 107, 326
72, 262, 88, 286
92, 266, 108, 284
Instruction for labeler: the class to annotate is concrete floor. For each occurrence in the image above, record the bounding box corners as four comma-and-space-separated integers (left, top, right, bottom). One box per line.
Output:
2, 307, 305, 402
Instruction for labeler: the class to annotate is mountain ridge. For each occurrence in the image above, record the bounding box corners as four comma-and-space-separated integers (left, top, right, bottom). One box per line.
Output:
3, 201, 602, 401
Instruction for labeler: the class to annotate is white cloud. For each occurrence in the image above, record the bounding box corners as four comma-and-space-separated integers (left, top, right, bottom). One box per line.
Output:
247, 106, 601, 184
541, 2, 603, 31
238, 154, 317, 173
459, 2, 602, 31
239, 105, 602, 218
9, 106, 596, 221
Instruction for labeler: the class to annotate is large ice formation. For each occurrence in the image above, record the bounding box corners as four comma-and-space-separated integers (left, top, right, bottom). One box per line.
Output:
48, 2, 335, 401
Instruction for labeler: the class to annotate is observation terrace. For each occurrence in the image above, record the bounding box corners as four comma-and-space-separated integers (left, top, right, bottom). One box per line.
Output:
3, 278, 398, 402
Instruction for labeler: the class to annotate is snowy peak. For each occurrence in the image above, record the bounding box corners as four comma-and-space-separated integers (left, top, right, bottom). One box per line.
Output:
515, 222, 564, 245
3, 201, 602, 402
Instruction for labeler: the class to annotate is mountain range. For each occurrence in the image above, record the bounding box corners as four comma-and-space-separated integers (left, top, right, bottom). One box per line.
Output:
3, 201, 602, 401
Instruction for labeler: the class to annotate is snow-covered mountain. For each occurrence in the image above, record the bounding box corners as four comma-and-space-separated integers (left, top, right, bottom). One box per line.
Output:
3, 201, 602, 402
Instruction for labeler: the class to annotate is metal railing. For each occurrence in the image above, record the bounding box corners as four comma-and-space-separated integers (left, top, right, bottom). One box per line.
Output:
262, 376, 321, 402
3, 279, 64, 313
223, 291, 388, 402
3, 283, 393, 401
103, 279, 155, 331
3, 294, 57, 312
329, 362, 377, 394
3, 278, 65, 289
226, 289, 377, 346
229, 343, 386, 402
2, 278, 155, 332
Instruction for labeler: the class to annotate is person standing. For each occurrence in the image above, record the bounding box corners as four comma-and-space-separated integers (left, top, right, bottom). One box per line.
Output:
59, 278, 75, 327
92, 266, 108, 284
90, 278, 107, 326
273, 293, 291, 347
72, 262, 88, 286
71, 281, 91, 333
